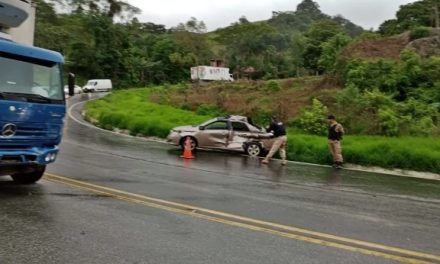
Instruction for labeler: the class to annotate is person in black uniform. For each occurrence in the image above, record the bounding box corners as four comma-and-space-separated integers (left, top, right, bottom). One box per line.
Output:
327, 115, 345, 169
262, 116, 287, 165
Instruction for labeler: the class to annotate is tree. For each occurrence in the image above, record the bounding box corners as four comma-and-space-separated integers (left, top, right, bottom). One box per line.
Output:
216, 22, 288, 78
378, 19, 399, 36
318, 33, 352, 73
172, 17, 207, 33
170, 18, 212, 65
289, 33, 307, 77
303, 20, 344, 74
58, 0, 140, 19
332, 15, 364, 37
295, 0, 323, 19
379, 0, 440, 35
239, 16, 250, 24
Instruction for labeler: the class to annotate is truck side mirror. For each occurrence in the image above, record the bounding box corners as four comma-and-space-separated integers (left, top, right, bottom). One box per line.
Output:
199, 126, 205, 131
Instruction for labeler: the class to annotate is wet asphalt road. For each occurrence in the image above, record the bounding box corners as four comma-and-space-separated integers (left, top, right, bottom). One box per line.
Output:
1, 94, 440, 264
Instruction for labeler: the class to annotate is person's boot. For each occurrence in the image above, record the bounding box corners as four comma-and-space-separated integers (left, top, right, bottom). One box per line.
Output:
262, 159, 269, 164
281, 160, 287, 166
336, 162, 343, 169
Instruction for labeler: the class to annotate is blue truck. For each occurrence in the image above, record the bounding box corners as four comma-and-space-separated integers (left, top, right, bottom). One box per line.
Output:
0, 0, 65, 184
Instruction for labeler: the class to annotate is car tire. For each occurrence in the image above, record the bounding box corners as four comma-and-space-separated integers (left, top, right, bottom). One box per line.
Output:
246, 142, 263, 157
180, 137, 198, 151
11, 166, 46, 184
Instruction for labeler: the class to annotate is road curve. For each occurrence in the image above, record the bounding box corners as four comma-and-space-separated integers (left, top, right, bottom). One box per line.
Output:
1, 94, 439, 264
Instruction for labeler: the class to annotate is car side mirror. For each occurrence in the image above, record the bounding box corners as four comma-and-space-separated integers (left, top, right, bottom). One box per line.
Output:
199, 126, 205, 131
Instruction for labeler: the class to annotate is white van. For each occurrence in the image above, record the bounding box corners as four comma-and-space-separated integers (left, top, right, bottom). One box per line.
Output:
83, 79, 113, 93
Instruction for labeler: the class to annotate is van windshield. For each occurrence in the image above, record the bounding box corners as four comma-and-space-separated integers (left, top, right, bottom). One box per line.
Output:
0, 54, 63, 102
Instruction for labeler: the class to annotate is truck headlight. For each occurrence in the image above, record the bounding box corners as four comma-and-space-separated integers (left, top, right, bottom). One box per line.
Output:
45, 153, 57, 162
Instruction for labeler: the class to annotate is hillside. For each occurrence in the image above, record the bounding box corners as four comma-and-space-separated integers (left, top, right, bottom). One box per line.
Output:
148, 77, 335, 124
342, 29, 440, 61
36, 0, 440, 138
35, 0, 365, 86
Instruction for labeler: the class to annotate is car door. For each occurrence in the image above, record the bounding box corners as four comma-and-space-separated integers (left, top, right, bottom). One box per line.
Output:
199, 120, 230, 149
228, 122, 252, 150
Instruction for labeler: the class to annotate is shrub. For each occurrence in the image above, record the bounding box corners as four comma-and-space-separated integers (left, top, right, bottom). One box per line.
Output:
409, 27, 431, 41
196, 104, 224, 116
294, 99, 328, 135
378, 107, 399, 136
266, 80, 281, 92
252, 109, 273, 127
85, 89, 211, 139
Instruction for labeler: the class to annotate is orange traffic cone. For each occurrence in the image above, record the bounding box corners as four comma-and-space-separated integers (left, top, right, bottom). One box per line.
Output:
181, 137, 195, 159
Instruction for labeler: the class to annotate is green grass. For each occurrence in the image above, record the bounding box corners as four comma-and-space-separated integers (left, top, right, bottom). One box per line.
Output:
286, 134, 440, 173
85, 88, 440, 173
85, 88, 211, 138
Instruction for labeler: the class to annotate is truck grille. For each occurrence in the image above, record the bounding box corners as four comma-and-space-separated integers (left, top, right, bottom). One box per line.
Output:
0, 122, 61, 149
0, 123, 59, 138
15, 124, 47, 136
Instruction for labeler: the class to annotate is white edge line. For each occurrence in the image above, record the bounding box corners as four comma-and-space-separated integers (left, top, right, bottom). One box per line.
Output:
67, 99, 166, 144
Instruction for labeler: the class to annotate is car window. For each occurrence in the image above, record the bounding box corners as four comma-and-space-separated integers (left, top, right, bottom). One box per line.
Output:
232, 122, 250, 132
205, 121, 228, 130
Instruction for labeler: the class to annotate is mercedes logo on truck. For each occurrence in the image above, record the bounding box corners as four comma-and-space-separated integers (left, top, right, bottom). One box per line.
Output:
2, 123, 17, 137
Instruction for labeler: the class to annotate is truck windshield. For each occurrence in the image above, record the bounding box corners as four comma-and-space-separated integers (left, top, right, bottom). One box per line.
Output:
0, 54, 63, 102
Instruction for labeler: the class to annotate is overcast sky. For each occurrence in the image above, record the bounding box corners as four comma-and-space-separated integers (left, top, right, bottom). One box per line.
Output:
127, 0, 417, 31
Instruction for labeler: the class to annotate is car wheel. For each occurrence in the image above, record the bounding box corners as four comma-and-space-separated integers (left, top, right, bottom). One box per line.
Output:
11, 166, 46, 184
180, 137, 197, 151
246, 142, 262, 157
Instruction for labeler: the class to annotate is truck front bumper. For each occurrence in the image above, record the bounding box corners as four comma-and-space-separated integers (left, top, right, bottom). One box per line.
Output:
0, 147, 59, 167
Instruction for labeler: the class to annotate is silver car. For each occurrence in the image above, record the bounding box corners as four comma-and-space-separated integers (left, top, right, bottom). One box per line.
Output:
167, 115, 274, 157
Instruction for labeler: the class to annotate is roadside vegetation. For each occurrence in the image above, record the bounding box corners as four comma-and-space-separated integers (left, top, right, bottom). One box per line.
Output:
85, 89, 210, 138
85, 88, 440, 174
39, 0, 440, 172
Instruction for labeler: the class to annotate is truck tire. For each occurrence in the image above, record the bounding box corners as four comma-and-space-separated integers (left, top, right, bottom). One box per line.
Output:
11, 166, 46, 184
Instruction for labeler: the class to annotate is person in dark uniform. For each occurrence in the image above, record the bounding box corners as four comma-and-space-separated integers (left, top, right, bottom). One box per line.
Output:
262, 116, 287, 165
327, 115, 345, 169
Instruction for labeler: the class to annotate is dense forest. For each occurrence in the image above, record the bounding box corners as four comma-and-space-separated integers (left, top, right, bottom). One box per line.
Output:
36, 0, 440, 137
35, 0, 365, 85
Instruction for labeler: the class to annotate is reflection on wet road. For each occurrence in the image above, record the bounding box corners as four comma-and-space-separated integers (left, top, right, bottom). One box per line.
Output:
1, 94, 440, 264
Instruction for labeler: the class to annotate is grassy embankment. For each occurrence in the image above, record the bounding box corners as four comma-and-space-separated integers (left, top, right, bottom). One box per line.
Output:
85, 88, 440, 174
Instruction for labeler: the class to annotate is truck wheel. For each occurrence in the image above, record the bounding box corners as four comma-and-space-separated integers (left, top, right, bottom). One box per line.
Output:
11, 166, 46, 184
246, 142, 263, 157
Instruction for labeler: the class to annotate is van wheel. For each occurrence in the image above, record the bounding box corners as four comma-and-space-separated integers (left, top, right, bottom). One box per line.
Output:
11, 166, 46, 184
246, 142, 262, 157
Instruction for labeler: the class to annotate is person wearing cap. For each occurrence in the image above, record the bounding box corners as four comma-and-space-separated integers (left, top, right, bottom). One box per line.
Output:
327, 115, 345, 169
262, 116, 288, 165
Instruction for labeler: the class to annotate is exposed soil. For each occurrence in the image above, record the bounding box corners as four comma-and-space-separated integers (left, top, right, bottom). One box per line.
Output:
149, 77, 340, 123
342, 33, 410, 61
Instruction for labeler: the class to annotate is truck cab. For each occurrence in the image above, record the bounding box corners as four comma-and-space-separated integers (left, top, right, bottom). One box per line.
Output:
0, 0, 65, 184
